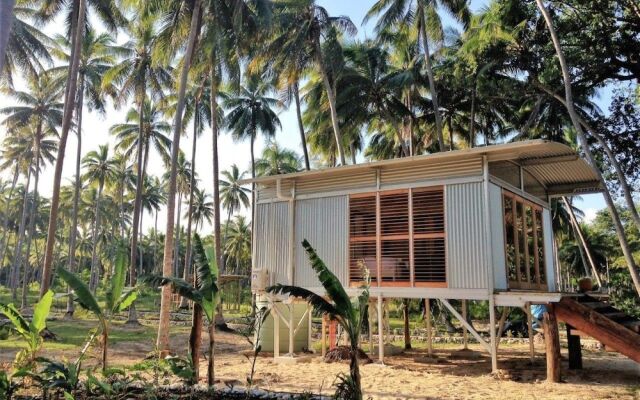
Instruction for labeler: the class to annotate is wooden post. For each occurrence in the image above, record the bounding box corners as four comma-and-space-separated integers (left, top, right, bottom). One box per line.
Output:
425, 299, 433, 357
289, 302, 295, 356
526, 302, 535, 362
566, 324, 582, 370
489, 299, 498, 372
368, 302, 374, 356
495, 307, 509, 351
307, 303, 312, 353
378, 296, 384, 363
274, 307, 280, 358
403, 299, 411, 350
543, 305, 561, 383
321, 314, 326, 357
462, 300, 468, 350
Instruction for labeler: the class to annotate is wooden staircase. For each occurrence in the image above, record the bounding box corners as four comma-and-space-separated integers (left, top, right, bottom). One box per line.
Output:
554, 295, 640, 364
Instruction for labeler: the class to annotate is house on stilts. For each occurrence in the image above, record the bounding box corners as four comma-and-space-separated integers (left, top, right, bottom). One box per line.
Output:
246, 139, 640, 374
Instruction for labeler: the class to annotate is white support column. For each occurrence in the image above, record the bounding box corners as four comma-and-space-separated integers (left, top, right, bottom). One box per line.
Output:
274, 306, 280, 358
307, 303, 312, 352
483, 155, 498, 372
288, 302, 295, 356
526, 302, 535, 362
377, 295, 384, 363
462, 300, 468, 350
368, 302, 374, 357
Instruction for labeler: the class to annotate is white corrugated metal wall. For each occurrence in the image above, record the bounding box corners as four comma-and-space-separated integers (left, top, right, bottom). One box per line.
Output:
446, 182, 489, 289
254, 202, 290, 284
294, 196, 349, 288
543, 209, 556, 292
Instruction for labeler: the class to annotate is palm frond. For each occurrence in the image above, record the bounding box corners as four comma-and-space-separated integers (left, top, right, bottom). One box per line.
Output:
266, 284, 342, 321
142, 275, 203, 304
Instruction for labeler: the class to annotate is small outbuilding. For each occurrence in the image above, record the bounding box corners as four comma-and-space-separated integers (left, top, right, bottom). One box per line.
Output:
246, 139, 605, 369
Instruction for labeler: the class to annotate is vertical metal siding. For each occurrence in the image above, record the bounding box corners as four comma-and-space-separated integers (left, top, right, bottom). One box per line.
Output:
294, 196, 349, 287
254, 202, 290, 284
543, 209, 556, 292
446, 182, 488, 289
489, 183, 508, 290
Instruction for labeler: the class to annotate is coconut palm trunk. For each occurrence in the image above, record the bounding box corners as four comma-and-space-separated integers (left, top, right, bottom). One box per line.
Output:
293, 81, 310, 170
180, 118, 198, 309
89, 181, 105, 291
418, 6, 445, 152
0, 0, 15, 72
0, 164, 20, 279
10, 167, 31, 301
127, 93, 146, 324
314, 39, 346, 166
20, 122, 43, 309
173, 193, 182, 277
40, 0, 86, 298
156, 0, 202, 354
66, 78, 84, 318
535, 0, 640, 296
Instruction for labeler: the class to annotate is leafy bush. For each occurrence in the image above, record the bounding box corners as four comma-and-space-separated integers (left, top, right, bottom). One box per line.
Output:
609, 270, 640, 318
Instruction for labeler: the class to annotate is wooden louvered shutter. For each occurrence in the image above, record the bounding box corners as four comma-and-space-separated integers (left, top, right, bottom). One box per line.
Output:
412, 188, 446, 285
349, 194, 376, 285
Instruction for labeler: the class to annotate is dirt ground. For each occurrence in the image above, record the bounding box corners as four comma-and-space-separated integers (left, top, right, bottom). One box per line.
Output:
2, 320, 638, 400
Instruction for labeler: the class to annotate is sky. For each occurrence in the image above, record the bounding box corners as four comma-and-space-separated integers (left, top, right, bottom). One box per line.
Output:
0, 0, 607, 234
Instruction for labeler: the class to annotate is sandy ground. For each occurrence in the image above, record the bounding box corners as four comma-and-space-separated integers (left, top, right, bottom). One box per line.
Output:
2, 320, 638, 400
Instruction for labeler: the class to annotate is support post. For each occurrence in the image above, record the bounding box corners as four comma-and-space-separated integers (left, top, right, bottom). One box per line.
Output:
368, 302, 374, 356
566, 324, 582, 370
543, 305, 561, 383
321, 314, 326, 357
495, 307, 509, 351
377, 295, 384, 363
403, 299, 411, 350
483, 155, 498, 372
307, 303, 312, 352
289, 301, 295, 356
526, 302, 534, 362
489, 300, 498, 371
425, 299, 432, 357
462, 300, 468, 350
274, 307, 280, 358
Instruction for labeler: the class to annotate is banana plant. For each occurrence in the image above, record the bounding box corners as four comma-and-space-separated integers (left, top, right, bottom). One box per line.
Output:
58, 244, 137, 372
144, 234, 219, 386
267, 240, 370, 400
0, 290, 54, 369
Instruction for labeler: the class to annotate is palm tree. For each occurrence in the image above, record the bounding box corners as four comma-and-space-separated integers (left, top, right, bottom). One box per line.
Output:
534, 0, 640, 296
190, 188, 214, 233
103, 15, 173, 318
219, 164, 250, 249
268, 240, 369, 399
269, 0, 357, 165
255, 142, 302, 177
155, 0, 204, 355
223, 215, 251, 275
365, 0, 470, 153
143, 176, 166, 274
82, 144, 117, 291
225, 74, 281, 233
1, 4, 51, 85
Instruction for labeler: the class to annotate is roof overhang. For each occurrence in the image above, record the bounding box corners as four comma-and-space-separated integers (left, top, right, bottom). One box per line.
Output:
240, 140, 603, 197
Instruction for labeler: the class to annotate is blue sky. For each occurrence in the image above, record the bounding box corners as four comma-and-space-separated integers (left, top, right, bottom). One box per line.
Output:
0, 0, 607, 231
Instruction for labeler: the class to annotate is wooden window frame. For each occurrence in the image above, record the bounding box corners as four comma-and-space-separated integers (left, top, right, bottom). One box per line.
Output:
502, 190, 548, 291
348, 186, 446, 288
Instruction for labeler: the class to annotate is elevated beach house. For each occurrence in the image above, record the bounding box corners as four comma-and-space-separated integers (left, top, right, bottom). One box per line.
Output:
246, 139, 604, 369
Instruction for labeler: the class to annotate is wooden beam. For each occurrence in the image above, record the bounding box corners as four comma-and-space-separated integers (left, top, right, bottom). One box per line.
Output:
462, 300, 468, 350
495, 307, 509, 350
425, 299, 433, 357
321, 314, 326, 357
378, 296, 384, 363
555, 297, 640, 363
441, 299, 492, 353
403, 299, 411, 350
543, 305, 561, 383
525, 303, 535, 362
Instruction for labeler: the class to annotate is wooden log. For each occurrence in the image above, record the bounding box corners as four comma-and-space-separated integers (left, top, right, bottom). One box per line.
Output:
566, 324, 582, 370
321, 315, 326, 357
543, 305, 561, 383
555, 297, 640, 363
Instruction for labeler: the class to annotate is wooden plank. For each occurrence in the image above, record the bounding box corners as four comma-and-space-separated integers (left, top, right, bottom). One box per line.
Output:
543, 305, 561, 383
555, 297, 640, 363
522, 203, 531, 284
376, 192, 381, 287
441, 299, 492, 353
513, 198, 521, 284
425, 299, 433, 356
409, 188, 415, 286
532, 208, 541, 286
462, 300, 468, 350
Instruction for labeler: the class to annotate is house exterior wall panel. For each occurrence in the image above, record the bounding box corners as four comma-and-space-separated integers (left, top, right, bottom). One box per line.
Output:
253, 202, 290, 284
446, 182, 488, 289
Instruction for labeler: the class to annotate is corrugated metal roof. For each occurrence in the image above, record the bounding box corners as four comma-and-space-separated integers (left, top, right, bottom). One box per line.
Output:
241, 140, 602, 196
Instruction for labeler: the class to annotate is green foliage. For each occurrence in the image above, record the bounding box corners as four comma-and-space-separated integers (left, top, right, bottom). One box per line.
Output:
609, 270, 640, 318
0, 290, 53, 368
165, 355, 196, 385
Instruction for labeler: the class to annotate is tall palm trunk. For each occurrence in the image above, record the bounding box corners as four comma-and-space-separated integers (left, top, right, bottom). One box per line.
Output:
89, 181, 104, 291
207, 64, 223, 386
314, 39, 346, 166
180, 118, 198, 308
127, 94, 146, 324
293, 81, 310, 170
535, 0, 640, 296
20, 122, 43, 309
173, 193, 182, 277
10, 167, 31, 301
40, 0, 86, 298
66, 79, 84, 318
418, 6, 445, 152
469, 78, 476, 147
0, 164, 20, 278
157, 0, 202, 354
0, 0, 15, 72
